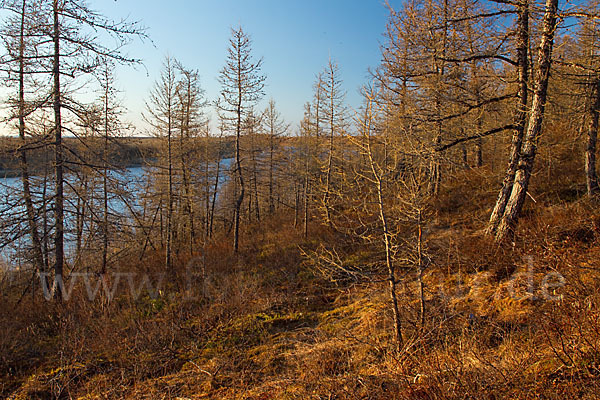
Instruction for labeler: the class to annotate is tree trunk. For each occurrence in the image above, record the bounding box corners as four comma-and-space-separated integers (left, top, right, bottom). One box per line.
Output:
495, 0, 559, 242
102, 71, 110, 276
269, 128, 275, 214
364, 111, 403, 351
375, 163, 402, 351
417, 209, 425, 328
585, 79, 600, 196
475, 137, 483, 168
102, 132, 109, 276
247, 190, 252, 223
180, 110, 194, 254
251, 136, 260, 223
233, 102, 244, 252
428, 0, 449, 196
42, 145, 50, 271
204, 125, 210, 242
52, 0, 65, 300
183, 133, 194, 253
487, 0, 529, 234
303, 172, 310, 239
166, 113, 173, 269
323, 110, 334, 225
18, 0, 45, 275
209, 144, 221, 238
75, 173, 88, 268
294, 181, 299, 228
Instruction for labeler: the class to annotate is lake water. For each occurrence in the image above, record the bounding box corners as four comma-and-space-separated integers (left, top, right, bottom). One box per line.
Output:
0, 158, 233, 266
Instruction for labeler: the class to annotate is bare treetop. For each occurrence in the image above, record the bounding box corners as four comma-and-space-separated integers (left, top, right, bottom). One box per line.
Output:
216, 26, 266, 122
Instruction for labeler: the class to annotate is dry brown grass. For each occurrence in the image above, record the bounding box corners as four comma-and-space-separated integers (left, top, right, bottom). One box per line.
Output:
3, 155, 600, 399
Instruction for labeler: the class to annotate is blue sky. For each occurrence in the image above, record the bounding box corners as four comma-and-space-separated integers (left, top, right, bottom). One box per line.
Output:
95, 0, 397, 134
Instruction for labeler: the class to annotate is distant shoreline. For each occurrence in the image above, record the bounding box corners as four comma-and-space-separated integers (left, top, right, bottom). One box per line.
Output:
0, 163, 150, 179
0, 135, 235, 180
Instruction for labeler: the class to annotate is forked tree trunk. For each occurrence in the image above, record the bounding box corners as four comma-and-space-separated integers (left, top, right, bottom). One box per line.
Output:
495, 0, 559, 242
487, 0, 530, 234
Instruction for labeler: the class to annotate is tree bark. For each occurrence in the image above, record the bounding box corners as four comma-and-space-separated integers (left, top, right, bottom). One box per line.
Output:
428, 0, 450, 196
303, 162, 310, 239
323, 68, 335, 226
585, 78, 600, 196
101, 67, 110, 276
17, 0, 45, 275
495, 0, 559, 242
371, 143, 403, 351
102, 119, 109, 276
462, 147, 469, 169
233, 100, 244, 253
166, 100, 173, 269
181, 87, 195, 253
52, 0, 65, 299
487, 0, 529, 234
251, 131, 260, 223
269, 125, 275, 214
74, 175, 88, 267
417, 209, 425, 328
209, 136, 222, 238
294, 181, 299, 228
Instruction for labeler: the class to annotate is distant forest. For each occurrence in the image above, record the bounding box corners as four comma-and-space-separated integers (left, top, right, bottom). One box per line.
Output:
0, 136, 234, 176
